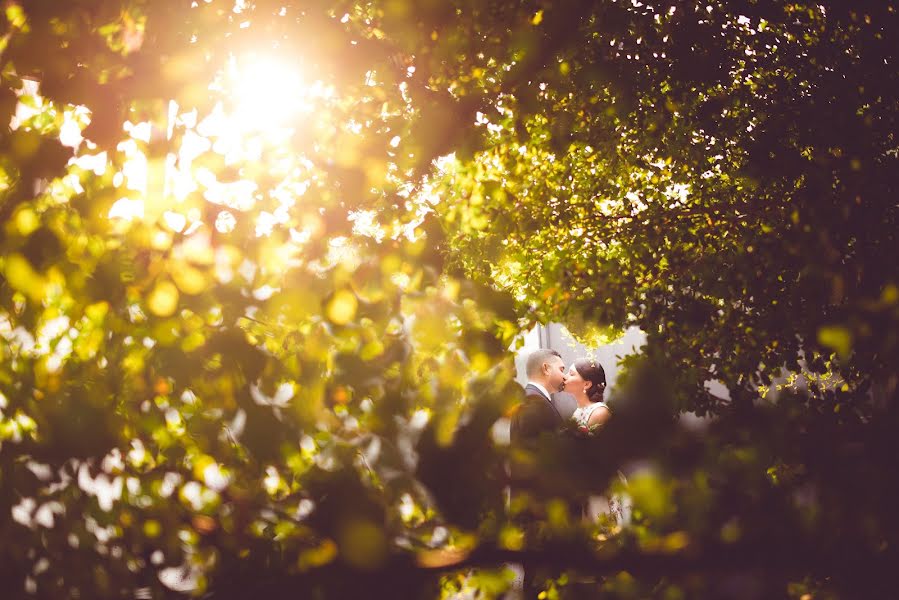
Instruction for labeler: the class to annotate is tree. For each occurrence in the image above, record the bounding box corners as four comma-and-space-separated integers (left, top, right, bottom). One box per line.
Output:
429, 1, 899, 596
1, 1, 897, 599
433, 0, 898, 412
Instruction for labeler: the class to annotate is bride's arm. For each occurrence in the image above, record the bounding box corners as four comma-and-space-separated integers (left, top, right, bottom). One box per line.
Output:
587, 404, 613, 429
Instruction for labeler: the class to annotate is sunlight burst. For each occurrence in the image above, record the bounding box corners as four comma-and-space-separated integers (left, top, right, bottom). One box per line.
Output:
224, 53, 332, 135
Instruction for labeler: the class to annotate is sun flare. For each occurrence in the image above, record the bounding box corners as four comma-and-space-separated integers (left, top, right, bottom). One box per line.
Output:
223, 53, 332, 135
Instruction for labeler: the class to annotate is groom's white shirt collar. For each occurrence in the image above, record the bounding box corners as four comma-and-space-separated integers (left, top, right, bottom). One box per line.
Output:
526, 381, 552, 401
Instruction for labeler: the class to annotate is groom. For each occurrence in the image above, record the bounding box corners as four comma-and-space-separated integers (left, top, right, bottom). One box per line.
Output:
510, 349, 573, 447
508, 349, 571, 599
510, 349, 570, 452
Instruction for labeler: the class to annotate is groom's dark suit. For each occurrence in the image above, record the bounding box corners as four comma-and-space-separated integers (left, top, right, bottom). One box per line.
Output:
509, 384, 564, 485
510, 384, 563, 445
509, 384, 574, 600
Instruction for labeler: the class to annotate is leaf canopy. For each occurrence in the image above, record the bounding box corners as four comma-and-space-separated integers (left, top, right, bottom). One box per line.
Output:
1, 1, 897, 599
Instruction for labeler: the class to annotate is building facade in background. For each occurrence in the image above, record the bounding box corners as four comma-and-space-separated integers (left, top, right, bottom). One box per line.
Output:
513, 324, 646, 399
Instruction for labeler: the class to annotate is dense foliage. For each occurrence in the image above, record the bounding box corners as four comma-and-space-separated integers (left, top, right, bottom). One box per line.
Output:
433, 1, 898, 413
0, 1, 896, 599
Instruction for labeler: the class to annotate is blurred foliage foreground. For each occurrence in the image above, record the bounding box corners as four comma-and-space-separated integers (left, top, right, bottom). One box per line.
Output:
1, 1, 898, 599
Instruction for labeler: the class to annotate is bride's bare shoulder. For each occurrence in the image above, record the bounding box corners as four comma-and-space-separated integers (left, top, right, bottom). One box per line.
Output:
587, 403, 612, 427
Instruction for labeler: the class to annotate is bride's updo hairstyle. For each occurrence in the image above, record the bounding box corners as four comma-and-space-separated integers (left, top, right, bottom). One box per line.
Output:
573, 358, 607, 403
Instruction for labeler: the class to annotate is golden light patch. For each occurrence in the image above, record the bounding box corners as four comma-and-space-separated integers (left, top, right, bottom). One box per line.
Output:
3, 253, 46, 301
326, 290, 358, 325
171, 260, 208, 295
147, 280, 179, 317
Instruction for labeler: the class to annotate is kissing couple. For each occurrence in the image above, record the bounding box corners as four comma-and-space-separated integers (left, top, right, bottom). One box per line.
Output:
511, 349, 612, 444
507, 349, 618, 596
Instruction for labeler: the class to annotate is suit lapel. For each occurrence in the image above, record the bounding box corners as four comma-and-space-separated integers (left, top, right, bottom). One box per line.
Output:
525, 384, 562, 421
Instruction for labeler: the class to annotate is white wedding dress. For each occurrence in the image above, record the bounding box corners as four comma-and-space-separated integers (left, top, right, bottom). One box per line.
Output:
571, 401, 610, 433
570, 402, 629, 526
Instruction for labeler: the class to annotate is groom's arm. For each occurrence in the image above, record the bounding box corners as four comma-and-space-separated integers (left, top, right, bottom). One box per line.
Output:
512, 398, 556, 444
510, 399, 553, 485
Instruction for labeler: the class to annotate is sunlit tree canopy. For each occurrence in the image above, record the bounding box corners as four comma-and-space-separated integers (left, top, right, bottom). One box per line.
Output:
1, 1, 897, 598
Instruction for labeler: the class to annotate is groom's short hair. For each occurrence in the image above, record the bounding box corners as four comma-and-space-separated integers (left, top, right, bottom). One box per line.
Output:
526, 349, 562, 378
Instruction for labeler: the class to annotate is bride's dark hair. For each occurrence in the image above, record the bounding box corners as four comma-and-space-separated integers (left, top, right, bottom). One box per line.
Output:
573, 358, 607, 403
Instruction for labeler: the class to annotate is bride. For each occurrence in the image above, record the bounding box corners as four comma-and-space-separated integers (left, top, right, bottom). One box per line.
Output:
565, 358, 628, 526
565, 358, 612, 435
